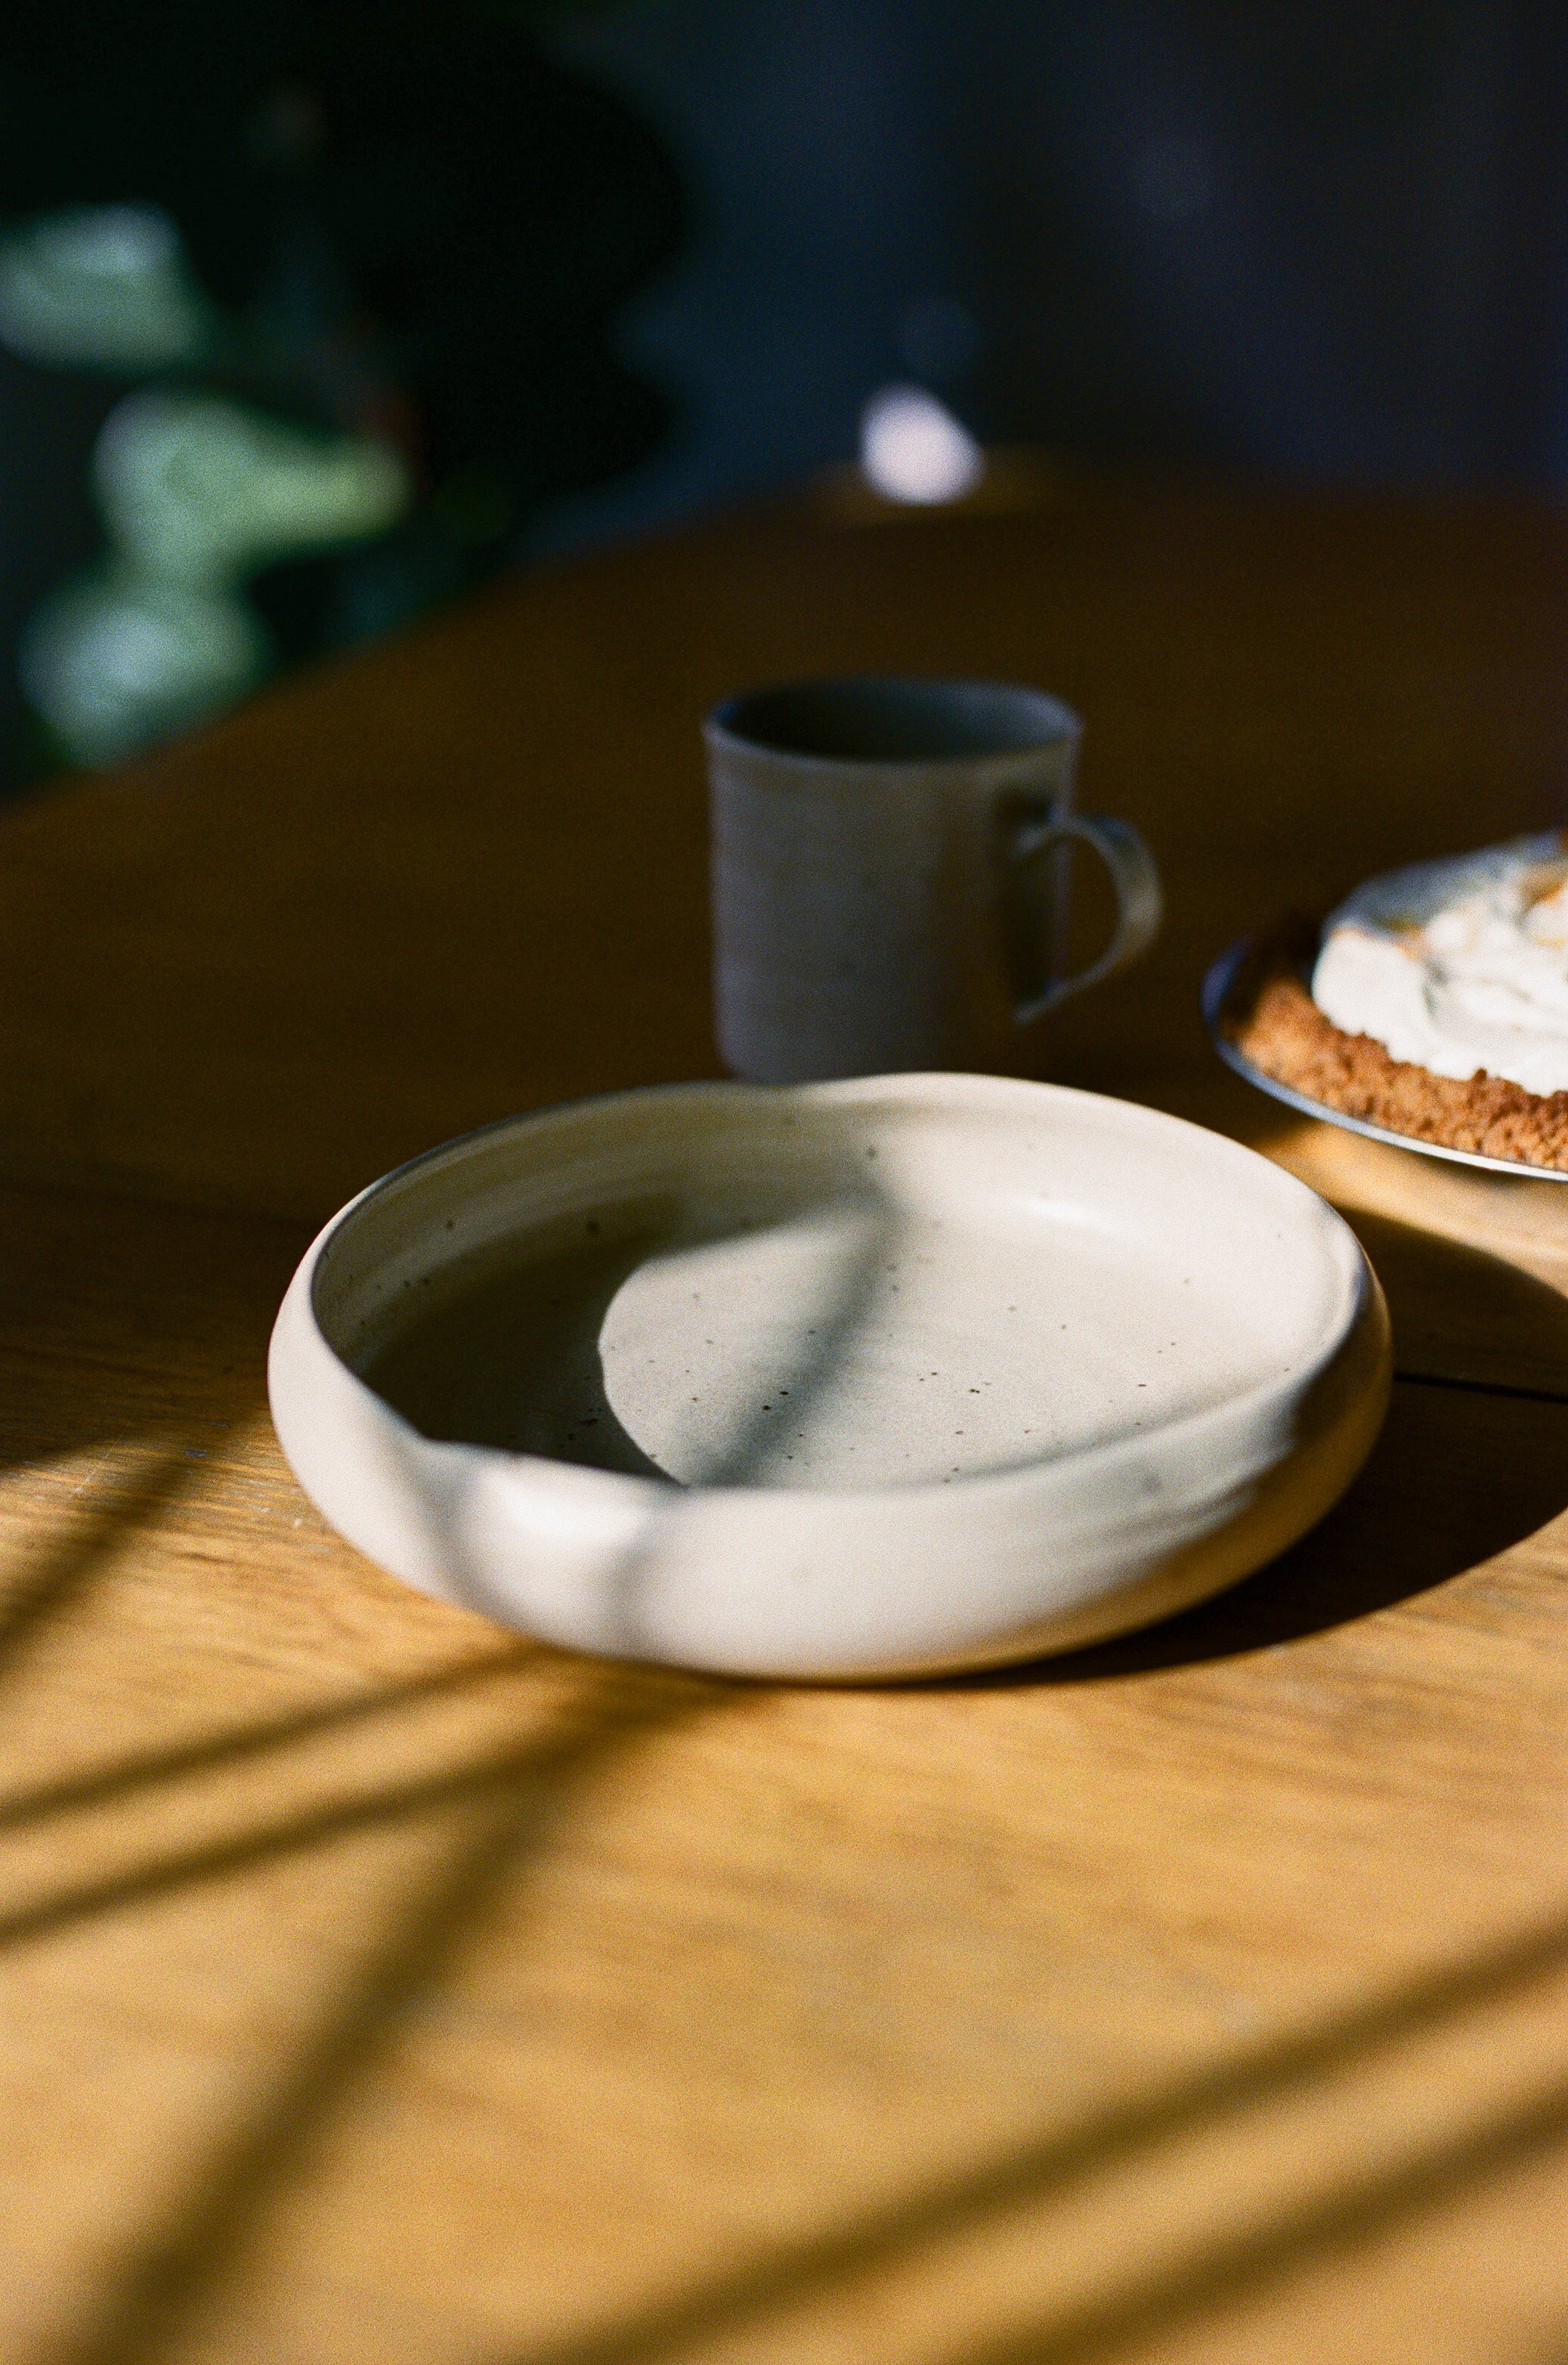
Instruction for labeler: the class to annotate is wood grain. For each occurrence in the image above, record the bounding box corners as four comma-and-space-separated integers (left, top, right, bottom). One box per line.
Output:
2, 477, 1568, 2361
6, 478, 1568, 1388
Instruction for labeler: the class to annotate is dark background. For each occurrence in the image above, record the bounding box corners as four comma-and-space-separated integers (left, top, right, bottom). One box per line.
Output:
5, 0, 1567, 791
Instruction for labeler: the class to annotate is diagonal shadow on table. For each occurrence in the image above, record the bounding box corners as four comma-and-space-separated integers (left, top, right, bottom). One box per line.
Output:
933, 2072, 1568, 2365
45, 1664, 734, 2365
8, 1162, 1568, 2363
481, 1899, 1568, 2365
0, 1442, 201, 1676
0, 1659, 722, 1958
0, 1636, 538, 1831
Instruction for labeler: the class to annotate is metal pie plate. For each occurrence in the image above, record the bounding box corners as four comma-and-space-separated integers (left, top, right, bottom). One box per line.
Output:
1203, 935, 1568, 1182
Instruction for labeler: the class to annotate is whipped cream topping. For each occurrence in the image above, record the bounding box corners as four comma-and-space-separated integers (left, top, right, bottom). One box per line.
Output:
1312, 833, 1568, 1096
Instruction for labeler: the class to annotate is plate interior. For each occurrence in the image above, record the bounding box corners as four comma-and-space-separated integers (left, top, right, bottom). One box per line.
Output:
320, 1087, 1358, 1495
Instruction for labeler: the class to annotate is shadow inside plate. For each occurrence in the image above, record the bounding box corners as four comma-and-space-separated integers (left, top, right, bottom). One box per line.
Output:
360, 1217, 677, 1482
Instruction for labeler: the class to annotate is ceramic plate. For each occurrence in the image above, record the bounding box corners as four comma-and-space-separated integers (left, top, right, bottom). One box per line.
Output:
1204, 935, 1568, 1182
269, 1073, 1390, 1680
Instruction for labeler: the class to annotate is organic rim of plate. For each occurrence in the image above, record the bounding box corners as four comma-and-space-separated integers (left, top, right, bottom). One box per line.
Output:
268, 1072, 1390, 1680
1202, 935, 1568, 1183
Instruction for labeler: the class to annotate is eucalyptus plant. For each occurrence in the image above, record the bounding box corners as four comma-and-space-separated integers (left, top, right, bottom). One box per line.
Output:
0, 1, 682, 765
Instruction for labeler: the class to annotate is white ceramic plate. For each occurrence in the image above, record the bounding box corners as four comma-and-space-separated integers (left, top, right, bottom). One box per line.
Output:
1204, 935, 1568, 1182
268, 1073, 1390, 1680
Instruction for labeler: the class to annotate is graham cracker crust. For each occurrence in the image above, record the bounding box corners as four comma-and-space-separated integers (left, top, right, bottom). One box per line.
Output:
1222, 923, 1568, 1173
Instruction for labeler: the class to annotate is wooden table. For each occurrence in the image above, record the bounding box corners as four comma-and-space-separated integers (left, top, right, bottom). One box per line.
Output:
4, 472, 1568, 2365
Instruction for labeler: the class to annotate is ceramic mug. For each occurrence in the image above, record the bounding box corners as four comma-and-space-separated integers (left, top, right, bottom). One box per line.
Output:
706, 675, 1163, 1083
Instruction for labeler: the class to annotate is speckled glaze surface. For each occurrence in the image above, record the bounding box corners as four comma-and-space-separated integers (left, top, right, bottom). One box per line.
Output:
268, 1074, 1390, 1680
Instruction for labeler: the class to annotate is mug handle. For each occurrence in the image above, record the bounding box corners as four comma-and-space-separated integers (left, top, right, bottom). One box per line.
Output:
1007, 812, 1163, 1025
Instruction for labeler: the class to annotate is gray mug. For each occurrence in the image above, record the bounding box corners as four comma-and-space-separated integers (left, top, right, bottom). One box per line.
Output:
706, 676, 1162, 1083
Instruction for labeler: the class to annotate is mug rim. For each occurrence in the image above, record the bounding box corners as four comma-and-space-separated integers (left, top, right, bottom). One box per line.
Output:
705, 674, 1081, 771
